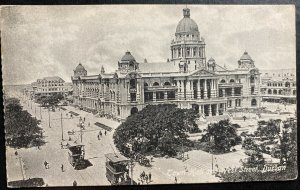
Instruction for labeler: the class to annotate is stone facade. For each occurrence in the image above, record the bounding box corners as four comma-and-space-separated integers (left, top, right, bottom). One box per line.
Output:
33, 76, 70, 97
71, 8, 261, 121
260, 69, 296, 103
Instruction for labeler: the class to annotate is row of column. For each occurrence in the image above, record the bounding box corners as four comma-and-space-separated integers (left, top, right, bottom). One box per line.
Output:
171, 46, 205, 59
177, 79, 218, 100
127, 81, 141, 102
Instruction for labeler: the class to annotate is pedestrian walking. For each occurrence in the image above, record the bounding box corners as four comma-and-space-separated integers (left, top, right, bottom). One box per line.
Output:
73, 180, 77, 186
97, 134, 100, 140
104, 130, 107, 136
99, 131, 102, 137
44, 161, 48, 169
84, 117, 85, 122
88, 122, 90, 127
175, 176, 177, 183
145, 174, 148, 184
149, 172, 151, 182
243, 115, 246, 121
15, 151, 18, 156
61, 164, 64, 172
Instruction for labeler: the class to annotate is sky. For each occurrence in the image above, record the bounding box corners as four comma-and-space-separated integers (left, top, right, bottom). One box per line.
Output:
1, 5, 296, 85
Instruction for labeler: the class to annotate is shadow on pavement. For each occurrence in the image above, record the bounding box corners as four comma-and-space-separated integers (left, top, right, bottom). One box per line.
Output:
8, 178, 45, 187
75, 159, 93, 170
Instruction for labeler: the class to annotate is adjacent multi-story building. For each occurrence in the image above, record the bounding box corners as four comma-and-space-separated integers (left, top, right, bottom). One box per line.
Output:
260, 69, 296, 104
71, 8, 261, 121
33, 76, 71, 97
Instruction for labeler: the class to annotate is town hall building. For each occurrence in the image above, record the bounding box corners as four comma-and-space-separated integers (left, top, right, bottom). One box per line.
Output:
71, 8, 261, 121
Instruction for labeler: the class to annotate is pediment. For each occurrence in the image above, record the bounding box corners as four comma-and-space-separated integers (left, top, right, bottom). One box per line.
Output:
189, 69, 216, 77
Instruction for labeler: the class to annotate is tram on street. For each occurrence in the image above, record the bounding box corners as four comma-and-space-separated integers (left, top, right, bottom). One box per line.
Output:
68, 144, 85, 170
105, 153, 136, 185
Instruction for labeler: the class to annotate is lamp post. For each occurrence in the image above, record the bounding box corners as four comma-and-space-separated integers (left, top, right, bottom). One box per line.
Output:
61, 112, 64, 140
40, 106, 42, 119
48, 108, 51, 128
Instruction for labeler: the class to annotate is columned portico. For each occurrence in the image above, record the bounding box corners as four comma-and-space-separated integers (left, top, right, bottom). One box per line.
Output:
203, 79, 207, 99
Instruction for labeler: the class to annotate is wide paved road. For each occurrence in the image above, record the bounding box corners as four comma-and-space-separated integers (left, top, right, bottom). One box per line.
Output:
6, 93, 226, 186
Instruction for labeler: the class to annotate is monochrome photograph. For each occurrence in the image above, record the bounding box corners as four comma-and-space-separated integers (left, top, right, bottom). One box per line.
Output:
1, 4, 297, 187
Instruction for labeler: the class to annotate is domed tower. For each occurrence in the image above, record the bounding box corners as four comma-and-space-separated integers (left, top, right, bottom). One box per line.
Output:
74, 63, 87, 77
171, 8, 206, 71
238, 51, 256, 70
118, 51, 139, 73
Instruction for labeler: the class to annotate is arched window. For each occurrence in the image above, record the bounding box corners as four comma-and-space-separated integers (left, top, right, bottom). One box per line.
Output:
273, 89, 277, 94
293, 90, 296, 95
220, 79, 226, 83
229, 79, 235, 83
285, 82, 290, 87
144, 83, 148, 87
250, 75, 255, 83
130, 79, 136, 89
278, 90, 282, 95
130, 107, 138, 115
129, 62, 134, 70
251, 99, 257, 106
153, 82, 159, 86
268, 89, 272, 94
164, 82, 171, 86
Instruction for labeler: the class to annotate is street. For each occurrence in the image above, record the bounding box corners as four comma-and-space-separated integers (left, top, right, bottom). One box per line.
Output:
6, 92, 294, 186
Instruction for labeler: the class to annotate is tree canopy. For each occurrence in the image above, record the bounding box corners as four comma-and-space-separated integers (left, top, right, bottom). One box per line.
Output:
200, 119, 242, 153
113, 104, 199, 157
217, 118, 297, 182
5, 97, 44, 148
36, 94, 64, 108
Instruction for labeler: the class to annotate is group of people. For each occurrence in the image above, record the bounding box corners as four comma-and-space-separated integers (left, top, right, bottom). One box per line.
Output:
43, 161, 65, 172
97, 130, 107, 140
138, 171, 151, 184
115, 171, 130, 184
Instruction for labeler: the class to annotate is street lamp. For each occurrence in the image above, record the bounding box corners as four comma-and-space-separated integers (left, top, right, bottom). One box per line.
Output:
48, 108, 51, 128
40, 106, 42, 119
61, 112, 64, 141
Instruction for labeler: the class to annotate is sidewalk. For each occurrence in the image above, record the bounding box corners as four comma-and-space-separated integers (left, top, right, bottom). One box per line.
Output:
6, 147, 25, 183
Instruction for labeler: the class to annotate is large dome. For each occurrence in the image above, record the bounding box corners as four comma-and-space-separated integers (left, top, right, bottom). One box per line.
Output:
121, 51, 136, 62
75, 63, 86, 72
240, 51, 253, 60
176, 8, 199, 34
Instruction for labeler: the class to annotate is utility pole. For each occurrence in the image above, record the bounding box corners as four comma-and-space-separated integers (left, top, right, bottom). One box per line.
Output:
80, 127, 83, 143
40, 106, 42, 119
211, 153, 214, 175
61, 112, 64, 140
48, 108, 51, 128
130, 159, 134, 185
18, 156, 25, 180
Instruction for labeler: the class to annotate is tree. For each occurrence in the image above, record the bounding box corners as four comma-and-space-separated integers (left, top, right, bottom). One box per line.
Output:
5, 98, 44, 148
113, 104, 199, 157
36, 94, 64, 109
200, 119, 241, 153
217, 118, 297, 182
255, 119, 281, 140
